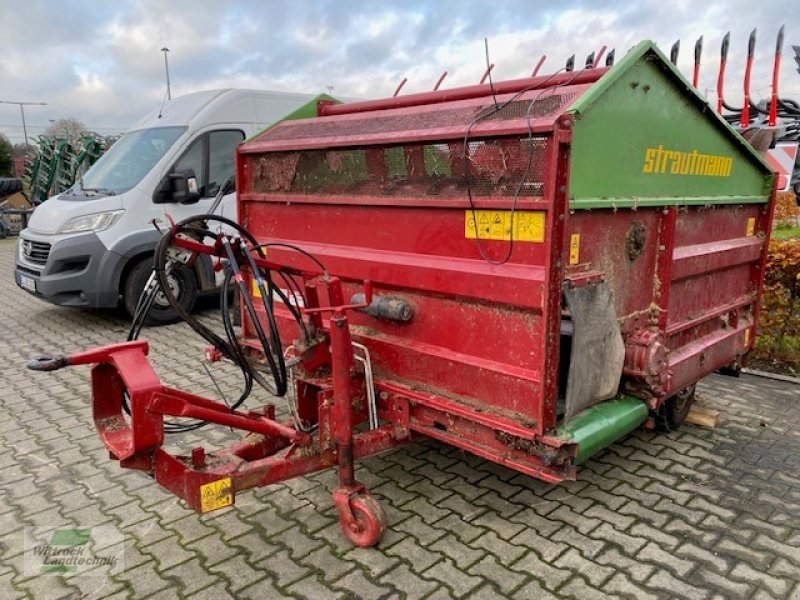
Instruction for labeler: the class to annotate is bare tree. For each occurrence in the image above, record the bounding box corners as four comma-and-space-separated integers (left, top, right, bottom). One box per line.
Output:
12, 142, 35, 157
42, 118, 89, 139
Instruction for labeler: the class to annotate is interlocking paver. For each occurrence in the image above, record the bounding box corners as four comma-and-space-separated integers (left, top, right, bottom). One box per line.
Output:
331, 567, 396, 598
465, 554, 526, 594
422, 557, 483, 597
1, 236, 800, 599
378, 563, 438, 599
161, 557, 223, 597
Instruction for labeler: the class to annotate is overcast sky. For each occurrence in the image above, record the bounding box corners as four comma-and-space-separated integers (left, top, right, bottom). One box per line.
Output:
1, 0, 798, 144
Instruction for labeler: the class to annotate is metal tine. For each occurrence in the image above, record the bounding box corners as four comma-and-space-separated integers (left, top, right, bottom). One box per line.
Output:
741, 28, 756, 127
693, 36, 703, 88
605, 48, 615, 67
716, 32, 731, 114
531, 55, 546, 77
768, 25, 784, 126
565, 54, 575, 72
393, 78, 407, 97
433, 71, 447, 91
585, 51, 595, 69
670, 40, 680, 65
479, 63, 495, 84
592, 46, 607, 68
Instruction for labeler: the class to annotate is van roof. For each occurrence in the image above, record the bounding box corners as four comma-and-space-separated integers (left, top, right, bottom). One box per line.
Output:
128, 89, 324, 132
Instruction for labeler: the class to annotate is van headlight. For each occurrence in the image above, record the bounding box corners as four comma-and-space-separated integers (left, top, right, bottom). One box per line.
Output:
59, 210, 125, 234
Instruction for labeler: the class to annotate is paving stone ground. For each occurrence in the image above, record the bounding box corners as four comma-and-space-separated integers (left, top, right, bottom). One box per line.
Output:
1, 237, 799, 599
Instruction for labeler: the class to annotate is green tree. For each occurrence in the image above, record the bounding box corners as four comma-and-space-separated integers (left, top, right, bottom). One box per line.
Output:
0, 134, 13, 177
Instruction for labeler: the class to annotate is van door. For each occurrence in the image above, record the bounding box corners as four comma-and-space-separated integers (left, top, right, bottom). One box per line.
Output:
155, 128, 245, 221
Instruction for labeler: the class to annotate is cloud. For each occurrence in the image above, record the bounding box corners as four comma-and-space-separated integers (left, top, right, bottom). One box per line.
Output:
0, 0, 798, 144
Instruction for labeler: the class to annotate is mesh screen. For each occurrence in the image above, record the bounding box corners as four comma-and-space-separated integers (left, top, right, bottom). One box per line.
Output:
262, 92, 576, 143
249, 137, 548, 198
477, 93, 578, 121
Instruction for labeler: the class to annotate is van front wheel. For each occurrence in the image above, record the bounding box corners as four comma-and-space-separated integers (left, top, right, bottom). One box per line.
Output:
123, 258, 197, 325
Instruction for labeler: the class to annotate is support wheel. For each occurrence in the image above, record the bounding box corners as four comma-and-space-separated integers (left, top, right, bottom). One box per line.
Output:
340, 495, 387, 548
655, 385, 695, 432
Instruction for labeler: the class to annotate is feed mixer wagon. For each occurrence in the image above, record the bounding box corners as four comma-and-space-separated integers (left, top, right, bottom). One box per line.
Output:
31, 41, 776, 546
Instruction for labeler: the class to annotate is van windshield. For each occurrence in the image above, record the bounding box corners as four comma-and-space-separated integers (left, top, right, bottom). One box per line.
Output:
78, 126, 187, 196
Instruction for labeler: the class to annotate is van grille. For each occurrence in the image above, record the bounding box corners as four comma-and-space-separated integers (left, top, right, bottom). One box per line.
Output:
21, 240, 51, 265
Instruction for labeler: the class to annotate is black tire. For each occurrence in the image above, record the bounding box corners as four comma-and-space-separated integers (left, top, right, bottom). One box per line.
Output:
0, 178, 23, 198
654, 385, 695, 432
123, 258, 197, 325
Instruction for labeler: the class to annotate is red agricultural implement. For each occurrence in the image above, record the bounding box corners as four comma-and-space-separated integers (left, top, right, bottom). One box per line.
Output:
667, 27, 800, 193
30, 40, 777, 547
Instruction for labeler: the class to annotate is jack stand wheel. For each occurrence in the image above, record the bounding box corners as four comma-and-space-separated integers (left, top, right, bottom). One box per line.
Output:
655, 385, 696, 432
339, 494, 387, 547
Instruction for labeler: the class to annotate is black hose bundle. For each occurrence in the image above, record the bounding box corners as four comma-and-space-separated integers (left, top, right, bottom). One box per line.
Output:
126, 213, 320, 433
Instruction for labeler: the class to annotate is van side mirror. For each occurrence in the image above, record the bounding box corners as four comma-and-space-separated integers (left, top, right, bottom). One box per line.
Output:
170, 168, 201, 204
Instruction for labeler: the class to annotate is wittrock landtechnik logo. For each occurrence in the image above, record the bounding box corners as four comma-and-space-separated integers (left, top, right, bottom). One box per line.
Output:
24, 526, 124, 577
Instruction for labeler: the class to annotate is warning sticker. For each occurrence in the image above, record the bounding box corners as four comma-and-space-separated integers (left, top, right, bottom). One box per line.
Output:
569, 233, 581, 265
199, 477, 233, 513
464, 210, 545, 242
250, 281, 305, 307
745, 217, 756, 237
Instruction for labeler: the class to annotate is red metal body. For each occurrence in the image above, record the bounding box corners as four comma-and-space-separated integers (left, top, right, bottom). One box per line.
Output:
235, 54, 773, 479
50, 43, 776, 547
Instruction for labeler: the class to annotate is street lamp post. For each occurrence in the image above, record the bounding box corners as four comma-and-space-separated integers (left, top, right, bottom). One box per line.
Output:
161, 47, 172, 100
0, 100, 47, 146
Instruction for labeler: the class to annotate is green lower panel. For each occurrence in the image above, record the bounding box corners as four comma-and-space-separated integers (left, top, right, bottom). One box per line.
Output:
556, 396, 648, 465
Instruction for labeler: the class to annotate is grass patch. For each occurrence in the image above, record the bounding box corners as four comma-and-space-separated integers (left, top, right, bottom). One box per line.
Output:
772, 226, 800, 240
750, 333, 800, 377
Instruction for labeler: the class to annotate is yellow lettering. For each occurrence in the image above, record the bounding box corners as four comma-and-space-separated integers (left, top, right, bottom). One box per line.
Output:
655, 145, 666, 173
669, 152, 682, 174
643, 148, 656, 173
641, 146, 732, 178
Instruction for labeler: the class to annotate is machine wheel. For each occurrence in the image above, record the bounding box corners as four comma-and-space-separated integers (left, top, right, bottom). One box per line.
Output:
340, 495, 387, 548
123, 257, 197, 325
655, 385, 695, 432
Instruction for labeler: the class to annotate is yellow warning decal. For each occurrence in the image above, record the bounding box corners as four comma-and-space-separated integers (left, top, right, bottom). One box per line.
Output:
464, 210, 545, 242
200, 477, 233, 513
251, 279, 261, 298
745, 217, 756, 237
569, 233, 581, 265
744, 328, 751, 346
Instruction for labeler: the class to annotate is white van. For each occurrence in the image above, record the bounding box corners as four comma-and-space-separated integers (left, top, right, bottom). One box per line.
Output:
14, 89, 327, 322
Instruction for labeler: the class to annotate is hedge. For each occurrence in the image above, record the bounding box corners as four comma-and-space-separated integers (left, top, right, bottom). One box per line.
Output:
752, 236, 800, 371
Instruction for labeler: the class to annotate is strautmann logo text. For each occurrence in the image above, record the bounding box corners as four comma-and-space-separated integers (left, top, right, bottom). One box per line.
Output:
642, 145, 733, 177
